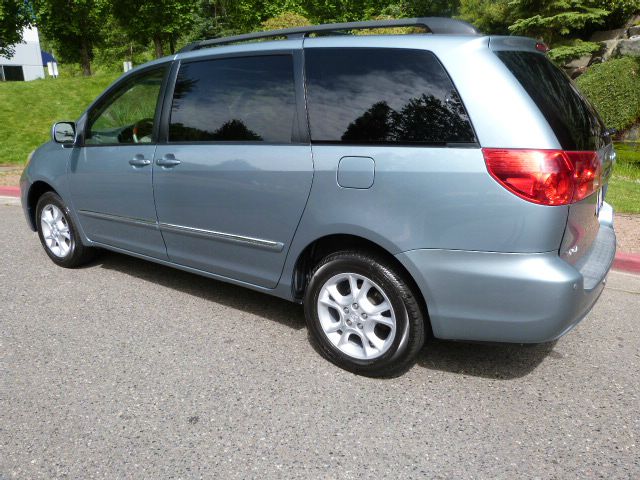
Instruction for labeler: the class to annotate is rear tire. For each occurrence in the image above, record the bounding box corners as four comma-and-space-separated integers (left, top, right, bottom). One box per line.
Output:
36, 192, 95, 268
304, 250, 425, 377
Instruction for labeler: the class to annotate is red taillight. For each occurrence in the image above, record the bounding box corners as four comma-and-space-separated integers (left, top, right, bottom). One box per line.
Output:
483, 148, 601, 206
535, 42, 550, 53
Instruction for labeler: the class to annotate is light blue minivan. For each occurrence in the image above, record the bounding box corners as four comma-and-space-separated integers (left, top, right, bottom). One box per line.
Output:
21, 18, 617, 376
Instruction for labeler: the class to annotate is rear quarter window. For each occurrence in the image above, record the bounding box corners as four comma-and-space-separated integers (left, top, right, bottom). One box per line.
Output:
304, 48, 476, 145
496, 51, 606, 151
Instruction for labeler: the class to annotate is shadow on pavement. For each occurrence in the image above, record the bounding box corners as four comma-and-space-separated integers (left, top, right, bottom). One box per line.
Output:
94, 250, 556, 379
95, 250, 306, 331
417, 339, 557, 379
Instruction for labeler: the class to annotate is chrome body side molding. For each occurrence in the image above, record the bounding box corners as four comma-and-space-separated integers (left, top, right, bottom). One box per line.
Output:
78, 210, 157, 229
78, 210, 284, 252
159, 223, 284, 252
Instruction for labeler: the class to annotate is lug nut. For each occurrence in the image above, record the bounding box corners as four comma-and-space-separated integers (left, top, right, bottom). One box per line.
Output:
343, 307, 349, 313
361, 313, 367, 319
357, 323, 363, 329
352, 303, 358, 309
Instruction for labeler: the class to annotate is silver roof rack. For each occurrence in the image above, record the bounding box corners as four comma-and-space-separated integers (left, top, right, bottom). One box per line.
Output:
179, 17, 480, 53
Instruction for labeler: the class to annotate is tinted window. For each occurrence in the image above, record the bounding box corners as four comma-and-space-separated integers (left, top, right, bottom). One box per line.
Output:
497, 51, 606, 151
86, 68, 165, 145
170, 55, 296, 143
305, 48, 476, 145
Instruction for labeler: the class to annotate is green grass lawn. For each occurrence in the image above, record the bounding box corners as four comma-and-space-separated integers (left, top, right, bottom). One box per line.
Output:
608, 142, 640, 214
0, 74, 638, 214
0, 74, 118, 165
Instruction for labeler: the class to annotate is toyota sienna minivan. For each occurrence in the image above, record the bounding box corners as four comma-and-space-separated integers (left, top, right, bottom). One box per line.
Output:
21, 17, 617, 376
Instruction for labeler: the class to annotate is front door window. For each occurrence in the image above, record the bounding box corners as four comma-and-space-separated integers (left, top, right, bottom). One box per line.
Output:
86, 68, 165, 145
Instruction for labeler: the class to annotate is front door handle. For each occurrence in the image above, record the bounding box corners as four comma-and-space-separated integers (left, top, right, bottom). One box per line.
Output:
156, 154, 181, 168
129, 155, 151, 167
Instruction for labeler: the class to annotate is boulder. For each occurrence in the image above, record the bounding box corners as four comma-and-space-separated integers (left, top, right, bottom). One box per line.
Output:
625, 15, 640, 28
565, 55, 592, 69
591, 28, 626, 42
628, 25, 640, 37
620, 125, 640, 142
615, 37, 640, 57
600, 39, 620, 62
567, 66, 588, 79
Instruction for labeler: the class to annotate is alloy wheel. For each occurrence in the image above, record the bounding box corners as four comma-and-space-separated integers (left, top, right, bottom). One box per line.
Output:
40, 204, 72, 258
317, 272, 397, 360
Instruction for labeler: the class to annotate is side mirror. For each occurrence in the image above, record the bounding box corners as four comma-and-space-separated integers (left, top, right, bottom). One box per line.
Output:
52, 121, 76, 145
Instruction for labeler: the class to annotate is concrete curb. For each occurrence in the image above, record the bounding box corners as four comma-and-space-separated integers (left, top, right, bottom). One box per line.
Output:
613, 252, 640, 275
0, 186, 20, 197
0, 184, 638, 274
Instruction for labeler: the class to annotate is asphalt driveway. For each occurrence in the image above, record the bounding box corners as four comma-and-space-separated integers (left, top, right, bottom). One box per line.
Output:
0, 201, 638, 479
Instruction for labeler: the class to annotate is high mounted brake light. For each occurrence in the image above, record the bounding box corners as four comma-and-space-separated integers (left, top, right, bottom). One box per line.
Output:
535, 42, 550, 53
483, 148, 601, 206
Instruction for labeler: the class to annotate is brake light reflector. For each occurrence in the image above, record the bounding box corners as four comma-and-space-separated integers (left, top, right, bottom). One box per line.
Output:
483, 148, 601, 206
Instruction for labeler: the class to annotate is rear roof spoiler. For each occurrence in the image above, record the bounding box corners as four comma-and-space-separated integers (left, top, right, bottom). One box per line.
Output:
488, 36, 540, 53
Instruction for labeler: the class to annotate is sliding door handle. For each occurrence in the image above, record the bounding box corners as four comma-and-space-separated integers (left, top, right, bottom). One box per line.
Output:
129, 155, 151, 167
156, 154, 181, 168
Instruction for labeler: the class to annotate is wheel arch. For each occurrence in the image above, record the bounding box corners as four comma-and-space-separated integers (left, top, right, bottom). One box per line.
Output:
290, 233, 431, 333
26, 181, 58, 231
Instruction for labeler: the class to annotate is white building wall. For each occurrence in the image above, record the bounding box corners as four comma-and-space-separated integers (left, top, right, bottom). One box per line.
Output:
0, 27, 45, 81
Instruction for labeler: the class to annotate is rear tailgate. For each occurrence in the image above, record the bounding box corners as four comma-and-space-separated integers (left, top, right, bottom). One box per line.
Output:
494, 47, 615, 274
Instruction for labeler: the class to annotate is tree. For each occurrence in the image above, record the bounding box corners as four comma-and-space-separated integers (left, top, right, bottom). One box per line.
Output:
303, 0, 391, 23
110, 0, 197, 58
32, 0, 106, 76
224, 0, 397, 29
341, 92, 474, 143
401, 0, 460, 17
261, 12, 311, 30
508, 0, 610, 43
0, 0, 32, 58
591, 0, 640, 30
92, 15, 155, 71
188, 0, 235, 43
220, 0, 307, 33
458, 0, 512, 34
342, 101, 395, 142
188, 0, 464, 39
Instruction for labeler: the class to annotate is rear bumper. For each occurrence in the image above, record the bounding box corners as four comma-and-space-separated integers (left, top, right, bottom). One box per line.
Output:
396, 220, 616, 344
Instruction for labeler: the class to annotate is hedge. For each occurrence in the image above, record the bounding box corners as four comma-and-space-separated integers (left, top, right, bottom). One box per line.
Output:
576, 56, 640, 132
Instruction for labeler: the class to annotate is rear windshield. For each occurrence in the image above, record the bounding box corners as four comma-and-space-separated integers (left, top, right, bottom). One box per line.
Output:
496, 51, 606, 151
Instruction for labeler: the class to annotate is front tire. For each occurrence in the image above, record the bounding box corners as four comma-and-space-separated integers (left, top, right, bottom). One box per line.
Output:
304, 250, 425, 377
36, 192, 95, 268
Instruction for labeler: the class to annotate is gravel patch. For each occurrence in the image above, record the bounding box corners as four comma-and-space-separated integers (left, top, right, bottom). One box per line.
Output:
615, 214, 640, 254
